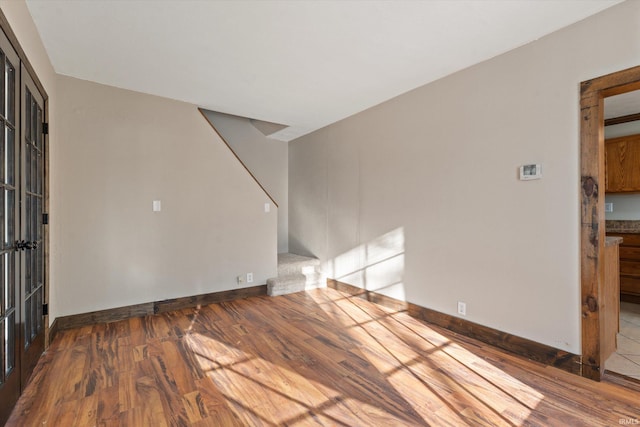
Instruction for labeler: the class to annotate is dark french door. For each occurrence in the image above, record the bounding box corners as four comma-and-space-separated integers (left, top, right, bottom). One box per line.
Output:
0, 27, 20, 425
0, 28, 46, 425
20, 66, 45, 390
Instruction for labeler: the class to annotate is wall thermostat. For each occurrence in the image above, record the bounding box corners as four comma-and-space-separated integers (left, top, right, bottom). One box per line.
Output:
519, 164, 542, 180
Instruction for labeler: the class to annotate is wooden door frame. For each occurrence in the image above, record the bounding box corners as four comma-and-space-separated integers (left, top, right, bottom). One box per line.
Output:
580, 65, 640, 380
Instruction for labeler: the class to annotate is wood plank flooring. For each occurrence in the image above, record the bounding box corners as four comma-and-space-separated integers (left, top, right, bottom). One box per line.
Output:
7, 288, 640, 426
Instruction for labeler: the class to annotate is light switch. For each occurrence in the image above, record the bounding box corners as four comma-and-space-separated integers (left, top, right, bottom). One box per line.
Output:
264, 203, 270, 213
153, 200, 162, 212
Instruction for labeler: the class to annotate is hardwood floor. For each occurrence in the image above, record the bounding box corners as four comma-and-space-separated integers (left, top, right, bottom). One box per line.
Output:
7, 288, 640, 426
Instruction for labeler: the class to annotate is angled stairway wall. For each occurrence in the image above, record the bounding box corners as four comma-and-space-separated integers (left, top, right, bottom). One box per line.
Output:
201, 110, 289, 253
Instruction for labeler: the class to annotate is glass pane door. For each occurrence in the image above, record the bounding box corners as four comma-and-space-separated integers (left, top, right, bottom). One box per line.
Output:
0, 29, 21, 425
19, 67, 44, 385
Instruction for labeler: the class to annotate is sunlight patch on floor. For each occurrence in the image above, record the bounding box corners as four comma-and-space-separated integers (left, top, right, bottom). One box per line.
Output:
306, 288, 544, 425
185, 332, 419, 426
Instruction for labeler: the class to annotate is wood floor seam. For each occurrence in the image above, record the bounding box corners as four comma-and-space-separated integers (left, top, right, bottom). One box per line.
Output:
6, 288, 640, 426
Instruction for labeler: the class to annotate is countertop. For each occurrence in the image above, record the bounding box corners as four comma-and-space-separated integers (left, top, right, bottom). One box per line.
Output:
605, 236, 623, 247
606, 220, 640, 234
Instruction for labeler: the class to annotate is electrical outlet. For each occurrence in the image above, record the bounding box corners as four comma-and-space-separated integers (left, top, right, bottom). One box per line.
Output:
457, 301, 467, 316
237, 275, 244, 285
605, 202, 613, 213
247, 273, 253, 283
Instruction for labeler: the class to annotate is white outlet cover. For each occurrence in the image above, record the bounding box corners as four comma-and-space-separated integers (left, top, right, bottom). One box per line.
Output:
152, 200, 161, 212
605, 202, 613, 213
264, 203, 271, 213
457, 301, 466, 316
247, 273, 253, 283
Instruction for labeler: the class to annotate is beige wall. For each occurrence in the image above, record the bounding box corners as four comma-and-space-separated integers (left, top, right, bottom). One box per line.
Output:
202, 110, 289, 253
289, 0, 640, 354
55, 75, 277, 317
0, 0, 58, 323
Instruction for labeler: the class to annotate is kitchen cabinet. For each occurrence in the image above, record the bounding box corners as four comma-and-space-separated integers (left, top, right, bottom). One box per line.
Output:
605, 133, 640, 193
607, 232, 640, 302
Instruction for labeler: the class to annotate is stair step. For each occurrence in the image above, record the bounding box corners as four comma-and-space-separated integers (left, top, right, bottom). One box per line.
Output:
267, 272, 325, 297
277, 253, 321, 277
267, 274, 306, 296
267, 253, 324, 296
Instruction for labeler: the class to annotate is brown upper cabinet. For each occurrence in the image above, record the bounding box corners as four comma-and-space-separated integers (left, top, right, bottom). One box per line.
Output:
605, 133, 640, 193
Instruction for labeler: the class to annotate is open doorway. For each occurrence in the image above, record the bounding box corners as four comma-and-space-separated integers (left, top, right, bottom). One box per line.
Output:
601, 89, 640, 380
580, 65, 640, 381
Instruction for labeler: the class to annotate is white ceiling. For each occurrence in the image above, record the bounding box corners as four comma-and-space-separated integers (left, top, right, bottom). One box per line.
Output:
26, 0, 624, 141
605, 90, 640, 120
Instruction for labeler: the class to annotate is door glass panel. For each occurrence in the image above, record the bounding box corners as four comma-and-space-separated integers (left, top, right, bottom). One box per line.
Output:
5, 310, 14, 374
4, 189, 12, 248
36, 288, 41, 333
37, 198, 42, 241
25, 144, 30, 192
1, 252, 13, 379
24, 91, 29, 142
0, 52, 4, 120
36, 150, 41, 195
6, 60, 13, 126
2, 310, 16, 378
24, 245, 30, 295
30, 147, 34, 194
0, 318, 4, 384
23, 297, 29, 347
0, 122, 4, 184
32, 148, 36, 194
30, 294, 36, 339
0, 254, 3, 316
30, 97, 36, 149
4, 253, 12, 312
33, 195, 37, 241
0, 190, 3, 254
5, 126, 13, 185
36, 108, 41, 151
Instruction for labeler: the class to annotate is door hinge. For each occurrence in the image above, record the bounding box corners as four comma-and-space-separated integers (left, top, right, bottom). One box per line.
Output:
42, 122, 48, 135
43, 303, 48, 316
42, 213, 49, 225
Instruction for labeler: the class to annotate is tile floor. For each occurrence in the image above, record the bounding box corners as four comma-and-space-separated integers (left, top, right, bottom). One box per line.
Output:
605, 302, 640, 380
